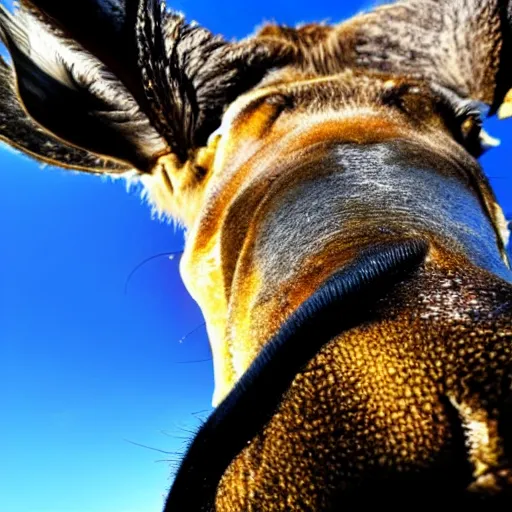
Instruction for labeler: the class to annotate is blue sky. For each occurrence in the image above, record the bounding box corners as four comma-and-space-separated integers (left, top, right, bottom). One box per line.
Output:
1, 1, 511, 512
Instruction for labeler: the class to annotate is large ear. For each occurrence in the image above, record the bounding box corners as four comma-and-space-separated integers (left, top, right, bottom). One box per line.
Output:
0, 2, 169, 172
0, 0, 294, 165
257, 0, 512, 116
0, 0, 293, 220
0, 54, 128, 173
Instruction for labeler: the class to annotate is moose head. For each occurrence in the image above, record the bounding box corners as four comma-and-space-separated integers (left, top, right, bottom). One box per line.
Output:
2, 0, 512, 509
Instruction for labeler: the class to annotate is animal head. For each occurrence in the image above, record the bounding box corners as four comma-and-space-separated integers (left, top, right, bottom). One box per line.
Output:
2, 0, 512, 509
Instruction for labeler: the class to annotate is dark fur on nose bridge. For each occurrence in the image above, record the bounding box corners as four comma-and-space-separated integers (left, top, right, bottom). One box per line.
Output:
2, 0, 512, 509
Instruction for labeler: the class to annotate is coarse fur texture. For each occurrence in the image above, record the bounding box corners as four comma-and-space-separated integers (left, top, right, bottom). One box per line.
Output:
2, 0, 512, 509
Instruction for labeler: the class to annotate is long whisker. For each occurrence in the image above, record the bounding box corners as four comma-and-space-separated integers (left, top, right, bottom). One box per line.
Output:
123, 438, 178, 455
176, 322, 206, 344
174, 358, 212, 364
124, 250, 183, 294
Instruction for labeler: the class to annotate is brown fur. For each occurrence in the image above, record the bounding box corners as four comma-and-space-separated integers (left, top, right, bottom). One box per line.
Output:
2, 0, 512, 509
217, 255, 512, 508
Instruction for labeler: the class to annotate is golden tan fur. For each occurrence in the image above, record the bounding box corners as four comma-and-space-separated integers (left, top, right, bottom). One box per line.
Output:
2, 0, 512, 508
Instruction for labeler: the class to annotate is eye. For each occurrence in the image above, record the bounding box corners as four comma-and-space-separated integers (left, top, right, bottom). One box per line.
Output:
256, 92, 294, 125
458, 106, 482, 149
430, 84, 500, 157
381, 81, 433, 121
454, 102, 500, 157
233, 91, 294, 138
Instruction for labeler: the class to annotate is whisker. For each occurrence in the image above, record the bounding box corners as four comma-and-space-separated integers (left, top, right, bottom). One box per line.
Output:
174, 357, 212, 364
123, 438, 177, 455
124, 250, 183, 294
176, 322, 206, 344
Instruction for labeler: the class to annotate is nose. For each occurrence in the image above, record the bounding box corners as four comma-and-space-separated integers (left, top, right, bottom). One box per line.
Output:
439, 311, 512, 505
449, 394, 512, 496
468, 469, 512, 496
411, 264, 512, 504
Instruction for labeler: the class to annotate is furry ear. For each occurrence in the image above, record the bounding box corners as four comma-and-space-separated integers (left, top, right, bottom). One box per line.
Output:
0, 3, 168, 172
0, 0, 293, 174
133, 0, 294, 161
342, 0, 512, 117
0, 54, 128, 173
18, 0, 142, 96
257, 0, 512, 118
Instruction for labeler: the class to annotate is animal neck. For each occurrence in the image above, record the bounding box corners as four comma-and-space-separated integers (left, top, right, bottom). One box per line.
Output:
181, 139, 511, 405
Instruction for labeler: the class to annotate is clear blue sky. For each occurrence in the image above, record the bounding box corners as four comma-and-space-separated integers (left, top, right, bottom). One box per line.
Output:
0, 1, 511, 512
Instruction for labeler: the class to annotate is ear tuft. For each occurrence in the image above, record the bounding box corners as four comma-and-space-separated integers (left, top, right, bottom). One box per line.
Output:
136, 0, 294, 162
0, 53, 129, 173
0, 3, 169, 171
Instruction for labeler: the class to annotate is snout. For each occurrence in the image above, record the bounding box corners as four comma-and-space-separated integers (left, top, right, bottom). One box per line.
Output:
214, 255, 512, 510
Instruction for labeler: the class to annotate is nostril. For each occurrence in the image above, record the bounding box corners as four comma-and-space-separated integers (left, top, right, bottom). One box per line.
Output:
498, 375, 512, 462
442, 394, 474, 484
447, 391, 512, 499
467, 468, 512, 495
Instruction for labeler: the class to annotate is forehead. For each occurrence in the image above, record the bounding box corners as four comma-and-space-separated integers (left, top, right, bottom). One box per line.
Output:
195, 67, 509, 268
210, 68, 461, 177
210, 69, 460, 194
225, 69, 441, 126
